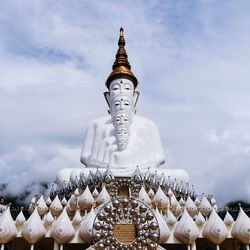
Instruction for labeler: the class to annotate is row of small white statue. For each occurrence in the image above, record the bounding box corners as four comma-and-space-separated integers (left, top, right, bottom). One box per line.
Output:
28, 186, 111, 216
138, 185, 217, 216
30, 185, 216, 218
1, 199, 250, 249
0, 205, 95, 250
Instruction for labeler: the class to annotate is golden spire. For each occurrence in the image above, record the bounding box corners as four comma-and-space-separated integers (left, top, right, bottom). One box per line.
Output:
106, 27, 138, 88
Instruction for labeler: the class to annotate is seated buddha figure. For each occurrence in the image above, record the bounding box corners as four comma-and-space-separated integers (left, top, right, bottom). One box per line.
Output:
81, 79, 165, 176
56, 28, 188, 183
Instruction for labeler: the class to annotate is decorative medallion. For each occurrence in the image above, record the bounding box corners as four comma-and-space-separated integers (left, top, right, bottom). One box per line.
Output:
110, 178, 140, 198
93, 198, 159, 250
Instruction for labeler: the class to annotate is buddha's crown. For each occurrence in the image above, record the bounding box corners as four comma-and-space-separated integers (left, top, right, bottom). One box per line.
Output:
106, 27, 138, 89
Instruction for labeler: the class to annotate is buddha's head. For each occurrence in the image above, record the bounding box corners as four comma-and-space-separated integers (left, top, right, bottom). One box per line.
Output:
109, 78, 134, 98
105, 78, 139, 119
112, 111, 131, 127
104, 28, 139, 112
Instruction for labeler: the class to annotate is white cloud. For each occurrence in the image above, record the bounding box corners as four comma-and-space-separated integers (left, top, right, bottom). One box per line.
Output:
0, 143, 82, 202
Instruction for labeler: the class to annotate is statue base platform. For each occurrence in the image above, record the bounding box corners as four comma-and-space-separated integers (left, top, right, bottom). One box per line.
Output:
56, 167, 189, 186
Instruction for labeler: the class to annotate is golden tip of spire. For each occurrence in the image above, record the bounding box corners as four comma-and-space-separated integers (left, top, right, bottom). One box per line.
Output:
118, 27, 125, 46
120, 27, 124, 37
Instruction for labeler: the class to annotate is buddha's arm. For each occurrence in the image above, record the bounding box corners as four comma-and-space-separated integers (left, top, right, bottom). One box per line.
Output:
80, 121, 96, 165
103, 144, 116, 165
90, 121, 113, 163
97, 137, 115, 165
146, 120, 165, 166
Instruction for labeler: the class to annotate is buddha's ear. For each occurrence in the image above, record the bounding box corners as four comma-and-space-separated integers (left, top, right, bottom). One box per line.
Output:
133, 91, 140, 108
104, 91, 111, 108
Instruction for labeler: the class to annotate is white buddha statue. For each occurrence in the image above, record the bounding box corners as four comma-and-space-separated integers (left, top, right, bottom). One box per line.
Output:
56, 28, 188, 183
81, 78, 165, 176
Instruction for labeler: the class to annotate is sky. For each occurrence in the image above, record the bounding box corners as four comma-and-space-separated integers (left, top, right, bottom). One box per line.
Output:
1, 0, 250, 206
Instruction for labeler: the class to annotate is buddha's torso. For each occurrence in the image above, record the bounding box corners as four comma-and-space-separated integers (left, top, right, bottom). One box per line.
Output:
81, 115, 165, 176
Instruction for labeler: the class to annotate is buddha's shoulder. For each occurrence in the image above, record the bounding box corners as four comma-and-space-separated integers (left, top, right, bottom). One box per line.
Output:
133, 115, 159, 129
87, 116, 112, 127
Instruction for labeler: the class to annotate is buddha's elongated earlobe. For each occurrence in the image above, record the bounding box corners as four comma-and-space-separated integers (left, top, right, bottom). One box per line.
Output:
134, 91, 140, 108
104, 91, 111, 108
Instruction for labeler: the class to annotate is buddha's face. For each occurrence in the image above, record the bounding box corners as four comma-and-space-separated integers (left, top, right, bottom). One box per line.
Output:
113, 111, 131, 127
109, 79, 134, 99
110, 95, 134, 115
116, 127, 129, 151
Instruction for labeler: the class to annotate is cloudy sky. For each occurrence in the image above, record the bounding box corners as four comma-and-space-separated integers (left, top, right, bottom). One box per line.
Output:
1, 0, 250, 206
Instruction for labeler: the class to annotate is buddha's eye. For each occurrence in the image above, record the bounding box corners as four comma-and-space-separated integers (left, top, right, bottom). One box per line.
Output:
112, 84, 119, 90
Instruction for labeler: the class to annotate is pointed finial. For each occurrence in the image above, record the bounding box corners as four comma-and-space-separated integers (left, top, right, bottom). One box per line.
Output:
118, 27, 125, 46
106, 27, 138, 88
120, 27, 124, 37
113, 27, 130, 70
